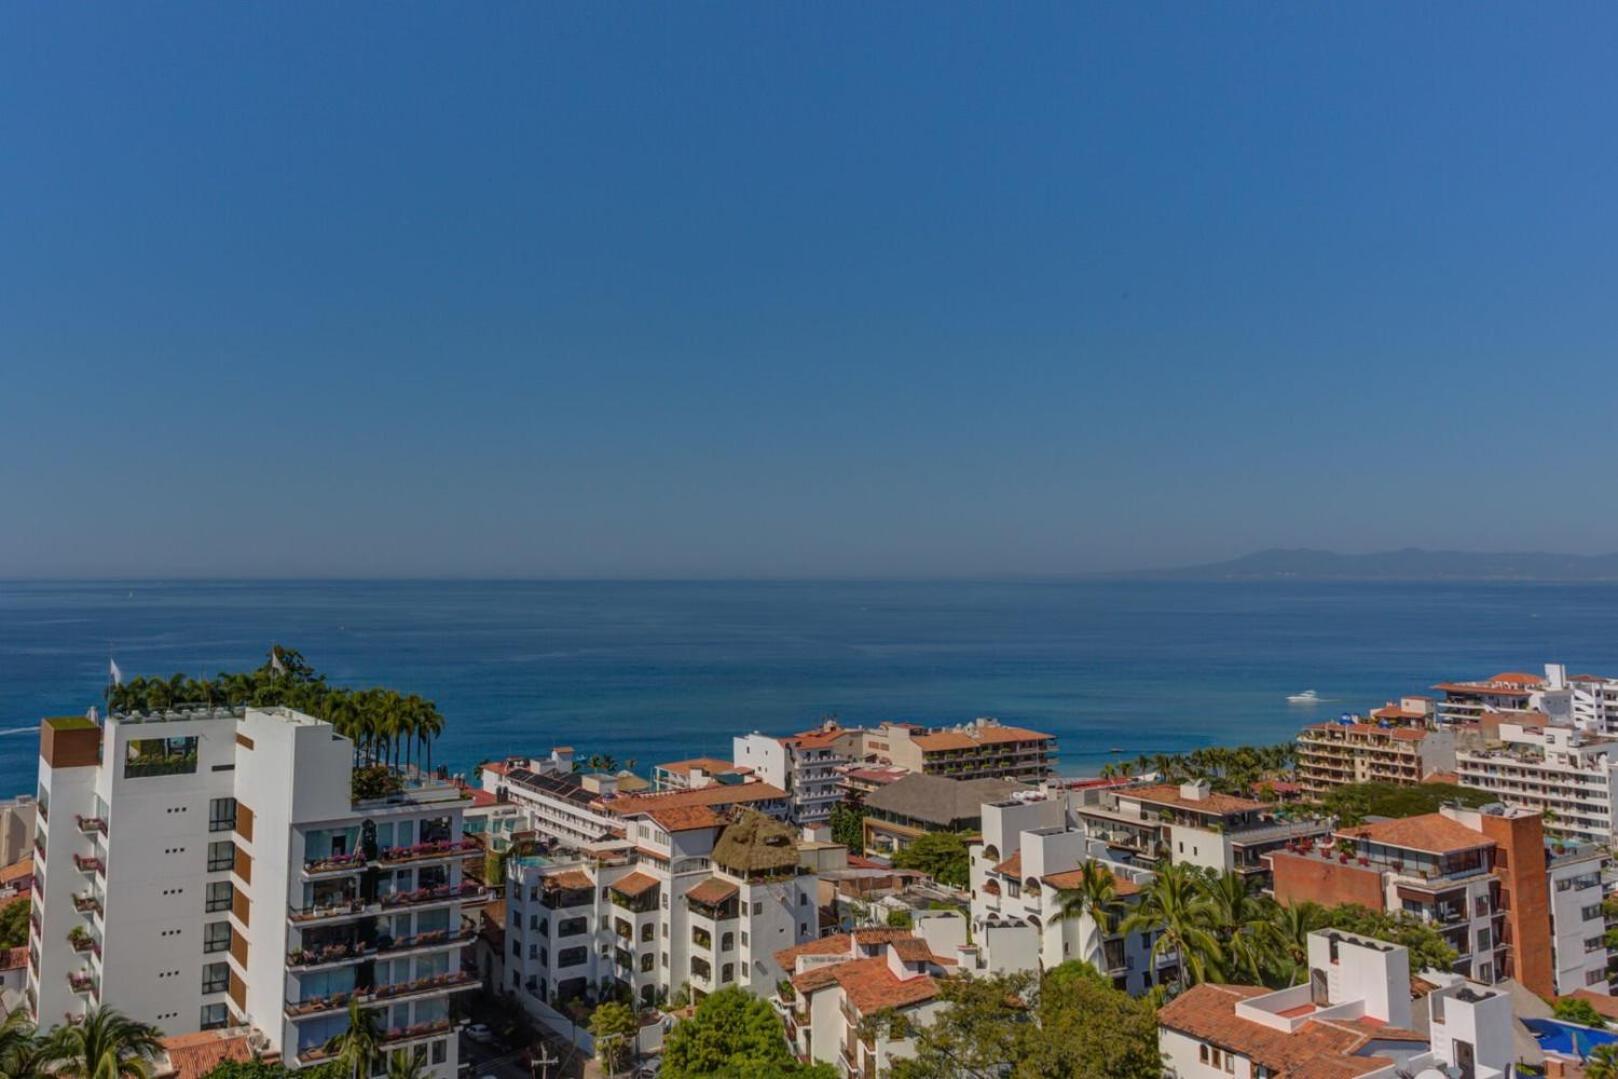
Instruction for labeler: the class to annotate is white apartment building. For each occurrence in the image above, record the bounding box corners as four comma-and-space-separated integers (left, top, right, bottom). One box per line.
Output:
1433, 665, 1572, 726
1546, 844, 1611, 996
966, 791, 1167, 993
480, 752, 625, 850
1159, 930, 1517, 1079
1569, 669, 1618, 735
1296, 721, 1455, 796
1455, 723, 1618, 844
502, 808, 822, 1013
771, 915, 968, 1078
28, 707, 481, 1078
733, 720, 863, 825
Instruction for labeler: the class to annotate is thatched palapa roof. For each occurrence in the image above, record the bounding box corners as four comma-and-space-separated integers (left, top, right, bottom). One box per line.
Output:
712, 810, 800, 876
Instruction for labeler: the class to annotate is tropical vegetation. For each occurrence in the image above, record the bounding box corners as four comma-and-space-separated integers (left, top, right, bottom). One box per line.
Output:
104, 648, 446, 776
890, 832, 970, 888
892, 963, 1161, 1079
1095, 743, 1294, 795
660, 987, 833, 1079
1052, 861, 1456, 991
827, 799, 866, 851
0, 896, 29, 948
1321, 781, 1496, 825
588, 1000, 640, 1075
23, 1007, 165, 1079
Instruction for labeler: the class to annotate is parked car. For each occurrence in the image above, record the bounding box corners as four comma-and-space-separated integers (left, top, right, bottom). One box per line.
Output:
464, 1023, 495, 1044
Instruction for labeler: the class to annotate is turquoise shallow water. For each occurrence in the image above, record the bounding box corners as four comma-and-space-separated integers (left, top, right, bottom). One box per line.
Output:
3, 578, 1615, 797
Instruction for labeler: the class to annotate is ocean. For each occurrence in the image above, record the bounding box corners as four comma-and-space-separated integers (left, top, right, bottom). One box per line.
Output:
2, 578, 1615, 798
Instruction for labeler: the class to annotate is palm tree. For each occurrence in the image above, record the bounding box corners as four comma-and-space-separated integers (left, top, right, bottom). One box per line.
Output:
1120, 862, 1222, 990
1202, 871, 1274, 983
44, 1006, 163, 1079
327, 999, 385, 1079
0, 1011, 55, 1079
1587, 1045, 1618, 1079
1263, 901, 1329, 986
1055, 860, 1122, 970
384, 1050, 428, 1079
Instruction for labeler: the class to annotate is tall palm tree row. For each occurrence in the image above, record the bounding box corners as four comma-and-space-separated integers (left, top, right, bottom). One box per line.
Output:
103, 649, 447, 777
0, 1006, 164, 1079
1093, 743, 1295, 794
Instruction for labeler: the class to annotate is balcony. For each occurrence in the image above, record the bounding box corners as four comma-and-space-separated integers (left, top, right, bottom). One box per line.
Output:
72, 854, 104, 876
301, 852, 367, 879
67, 971, 98, 995
378, 882, 487, 912
71, 893, 102, 916
284, 970, 477, 1019
376, 839, 480, 866
75, 815, 107, 837
297, 1018, 454, 1064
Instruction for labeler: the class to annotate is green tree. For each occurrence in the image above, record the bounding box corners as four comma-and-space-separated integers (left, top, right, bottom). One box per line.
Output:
324, 999, 384, 1079
44, 1007, 163, 1079
1554, 996, 1609, 1029
1120, 862, 1222, 989
661, 987, 801, 1078
828, 801, 866, 852
892, 972, 1029, 1079
199, 1061, 299, 1079
1055, 860, 1122, 970
1321, 782, 1494, 826
886, 909, 913, 929
1201, 870, 1276, 984
384, 1052, 428, 1079
1319, 905, 1456, 973
0, 1011, 56, 1079
1587, 1044, 1618, 1079
891, 833, 971, 889
0, 897, 30, 948
589, 1001, 640, 1076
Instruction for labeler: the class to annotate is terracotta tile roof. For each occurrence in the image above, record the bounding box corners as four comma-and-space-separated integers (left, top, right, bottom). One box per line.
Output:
889, 937, 953, 964
0, 857, 34, 885
483, 762, 510, 776
1305, 723, 1426, 741
833, 957, 941, 1014
1123, 784, 1266, 815
464, 788, 499, 807
791, 965, 844, 994
1, 946, 26, 971
1421, 770, 1460, 785
1569, 988, 1618, 1021
542, 869, 595, 890
604, 782, 787, 817
1158, 984, 1425, 1078
1041, 866, 1141, 896
1369, 706, 1428, 722
1432, 681, 1534, 696
685, 877, 740, 906
774, 928, 914, 970
609, 871, 660, 898
1339, 813, 1492, 855
1490, 671, 1545, 686
992, 851, 1022, 877
656, 757, 744, 776
645, 805, 722, 832
783, 726, 854, 750
910, 723, 1053, 751
157, 1029, 266, 1079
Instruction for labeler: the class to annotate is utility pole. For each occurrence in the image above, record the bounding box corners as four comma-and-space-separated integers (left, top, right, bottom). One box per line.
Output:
529, 1042, 558, 1079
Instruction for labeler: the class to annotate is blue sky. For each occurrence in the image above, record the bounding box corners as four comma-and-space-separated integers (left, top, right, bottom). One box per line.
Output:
3, 6, 1616, 577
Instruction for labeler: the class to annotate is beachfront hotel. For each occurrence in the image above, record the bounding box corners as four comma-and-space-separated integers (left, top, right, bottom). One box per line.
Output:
1455, 722, 1618, 845
27, 707, 482, 1077
1295, 718, 1456, 796
733, 719, 865, 825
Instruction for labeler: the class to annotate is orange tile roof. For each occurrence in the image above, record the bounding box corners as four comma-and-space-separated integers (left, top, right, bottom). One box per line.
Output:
1158, 984, 1424, 1078
910, 723, 1053, 752
1422, 770, 1460, 785
656, 757, 743, 775
774, 928, 917, 970
158, 1029, 267, 1079
1306, 722, 1426, 741
464, 788, 499, 807
1369, 706, 1427, 722
783, 727, 854, 750
604, 782, 787, 816
1122, 784, 1266, 815
685, 877, 739, 906
1569, 989, 1618, 1021
0, 857, 34, 885
1490, 671, 1545, 686
1041, 867, 1141, 896
645, 804, 722, 832
1432, 681, 1534, 696
832, 957, 941, 1015
1, 946, 26, 971
992, 851, 1022, 877
609, 871, 660, 897
1340, 813, 1492, 855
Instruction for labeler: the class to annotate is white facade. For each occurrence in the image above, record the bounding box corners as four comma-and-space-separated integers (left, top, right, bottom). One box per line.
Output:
480, 755, 625, 850
733, 722, 860, 825
28, 707, 479, 1078
1455, 723, 1618, 844
1159, 931, 1515, 1079
502, 814, 821, 1013
1547, 848, 1610, 995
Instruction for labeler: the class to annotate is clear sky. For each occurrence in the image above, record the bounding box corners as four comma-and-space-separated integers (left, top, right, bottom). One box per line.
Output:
3, 6, 1616, 578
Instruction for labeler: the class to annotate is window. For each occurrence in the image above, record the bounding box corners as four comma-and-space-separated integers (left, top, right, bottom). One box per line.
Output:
1590, 969, 1608, 986
206, 882, 233, 913
200, 1003, 229, 1030
431, 1041, 447, 1066
558, 916, 588, 937
720, 963, 733, 983
557, 947, 587, 968
127, 736, 199, 779
202, 963, 229, 994
208, 841, 234, 872
721, 932, 734, 951
209, 798, 237, 833
640, 953, 654, 972
203, 922, 230, 953
641, 924, 653, 943
753, 901, 763, 915
740, 931, 748, 947
1584, 904, 1604, 921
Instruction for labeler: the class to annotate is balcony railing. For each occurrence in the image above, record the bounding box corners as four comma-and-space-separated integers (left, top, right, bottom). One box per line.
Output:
284, 970, 477, 1018
298, 1019, 454, 1064
378, 882, 486, 911
68, 971, 97, 994
72, 854, 104, 875
376, 839, 480, 865
301, 852, 367, 877
75, 815, 107, 837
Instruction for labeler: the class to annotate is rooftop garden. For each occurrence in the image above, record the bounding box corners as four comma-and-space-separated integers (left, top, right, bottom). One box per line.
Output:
105, 647, 447, 786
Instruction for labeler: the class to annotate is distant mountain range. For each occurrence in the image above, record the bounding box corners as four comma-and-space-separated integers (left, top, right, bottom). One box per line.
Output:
1130, 548, 1618, 582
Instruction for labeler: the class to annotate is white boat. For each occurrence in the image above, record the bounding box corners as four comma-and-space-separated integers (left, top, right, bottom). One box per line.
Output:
1286, 690, 1322, 704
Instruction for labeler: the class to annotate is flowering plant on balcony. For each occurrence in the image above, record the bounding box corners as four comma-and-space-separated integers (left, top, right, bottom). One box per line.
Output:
67, 926, 93, 952
304, 851, 367, 873
378, 839, 476, 863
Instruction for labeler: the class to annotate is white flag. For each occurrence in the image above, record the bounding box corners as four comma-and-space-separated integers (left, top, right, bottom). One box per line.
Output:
109, 659, 122, 685
86, 706, 99, 723
270, 648, 286, 676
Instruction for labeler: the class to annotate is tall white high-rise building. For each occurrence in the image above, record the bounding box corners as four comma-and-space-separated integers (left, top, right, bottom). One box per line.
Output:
27, 706, 483, 1076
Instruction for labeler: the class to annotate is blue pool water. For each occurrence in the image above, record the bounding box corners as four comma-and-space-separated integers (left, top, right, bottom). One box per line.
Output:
1524, 1018, 1618, 1058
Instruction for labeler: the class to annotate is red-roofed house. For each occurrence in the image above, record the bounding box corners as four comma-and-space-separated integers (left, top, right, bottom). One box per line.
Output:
1159, 929, 1514, 1078
732, 719, 869, 825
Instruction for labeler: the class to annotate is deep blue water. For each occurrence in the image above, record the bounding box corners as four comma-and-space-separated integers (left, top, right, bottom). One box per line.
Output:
3, 579, 1615, 798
